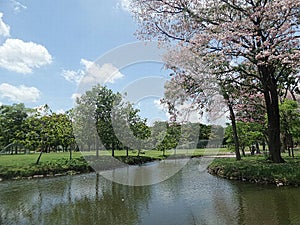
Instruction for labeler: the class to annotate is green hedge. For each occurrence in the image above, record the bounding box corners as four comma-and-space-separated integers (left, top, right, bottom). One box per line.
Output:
208, 156, 300, 186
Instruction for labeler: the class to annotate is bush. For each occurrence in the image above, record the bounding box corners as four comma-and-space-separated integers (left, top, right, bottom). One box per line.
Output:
208, 156, 300, 186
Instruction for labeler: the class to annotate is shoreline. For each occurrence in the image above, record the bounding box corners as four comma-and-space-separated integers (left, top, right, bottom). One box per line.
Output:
0, 154, 203, 182
0, 156, 159, 181
2, 154, 300, 187
207, 156, 300, 187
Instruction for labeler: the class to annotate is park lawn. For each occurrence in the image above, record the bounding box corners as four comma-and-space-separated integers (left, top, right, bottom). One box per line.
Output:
208, 152, 300, 186
0, 151, 83, 167
81, 148, 228, 159
0, 148, 228, 180
0, 152, 90, 180
0, 148, 227, 168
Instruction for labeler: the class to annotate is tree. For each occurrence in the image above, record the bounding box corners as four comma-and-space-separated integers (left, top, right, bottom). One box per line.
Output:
130, 0, 300, 162
162, 47, 243, 159
111, 101, 151, 156
279, 99, 300, 157
225, 121, 264, 156
74, 85, 150, 157
154, 122, 181, 156
24, 115, 42, 152
27, 106, 77, 164
49, 112, 76, 159
73, 92, 101, 152
0, 104, 28, 154
222, 87, 241, 160
74, 85, 122, 157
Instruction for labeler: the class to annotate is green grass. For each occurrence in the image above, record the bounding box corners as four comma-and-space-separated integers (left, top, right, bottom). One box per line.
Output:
0, 151, 83, 167
0, 148, 228, 180
208, 154, 300, 186
0, 152, 91, 180
81, 148, 228, 159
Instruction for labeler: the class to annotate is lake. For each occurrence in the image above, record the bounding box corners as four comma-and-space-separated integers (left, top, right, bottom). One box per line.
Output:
0, 158, 300, 225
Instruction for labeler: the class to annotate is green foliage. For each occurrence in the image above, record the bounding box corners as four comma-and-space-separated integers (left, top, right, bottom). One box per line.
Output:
279, 99, 300, 151
208, 154, 300, 186
150, 122, 212, 154
0, 104, 29, 151
0, 104, 77, 155
225, 121, 265, 152
74, 85, 151, 154
154, 122, 181, 154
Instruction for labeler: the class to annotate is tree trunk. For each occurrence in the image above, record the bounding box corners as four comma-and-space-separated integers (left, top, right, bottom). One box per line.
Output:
256, 142, 260, 154
262, 73, 284, 163
228, 102, 241, 160
36, 148, 44, 165
69, 148, 72, 160
112, 143, 115, 157
262, 141, 266, 153
241, 147, 246, 157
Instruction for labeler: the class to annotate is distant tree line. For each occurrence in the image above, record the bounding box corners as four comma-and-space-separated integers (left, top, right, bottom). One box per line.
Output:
72, 85, 215, 156
0, 85, 215, 157
0, 104, 76, 155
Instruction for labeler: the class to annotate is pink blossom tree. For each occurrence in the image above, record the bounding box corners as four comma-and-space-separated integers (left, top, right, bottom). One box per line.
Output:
162, 47, 243, 160
131, 0, 300, 163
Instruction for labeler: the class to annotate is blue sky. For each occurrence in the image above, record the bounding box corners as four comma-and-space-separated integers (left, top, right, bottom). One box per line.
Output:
0, 0, 172, 121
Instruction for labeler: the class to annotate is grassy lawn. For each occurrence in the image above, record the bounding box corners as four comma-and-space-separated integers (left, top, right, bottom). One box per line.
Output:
0, 151, 83, 167
208, 152, 300, 186
81, 148, 229, 159
0, 148, 228, 168
0, 148, 228, 180
0, 152, 90, 180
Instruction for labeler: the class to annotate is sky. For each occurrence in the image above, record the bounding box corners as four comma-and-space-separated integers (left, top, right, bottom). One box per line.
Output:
0, 0, 228, 126
0, 0, 174, 122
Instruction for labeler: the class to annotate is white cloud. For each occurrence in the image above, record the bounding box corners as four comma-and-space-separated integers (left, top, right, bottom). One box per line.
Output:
61, 69, 83, 84
0, 13, 10, 37
80, 58, 93, 69
81, 61, 124, 85
10, 0, 27, 13
62, 59, 124, 86
0, 38, 52, 74
0, 83, 41, 103
65, 59, 125, 104
61, 59, 92, 85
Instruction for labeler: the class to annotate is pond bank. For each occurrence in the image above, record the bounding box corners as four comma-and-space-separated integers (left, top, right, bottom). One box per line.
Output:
4, 153, 300, 186
207, 156, 300, 186
0, 156, 160, 181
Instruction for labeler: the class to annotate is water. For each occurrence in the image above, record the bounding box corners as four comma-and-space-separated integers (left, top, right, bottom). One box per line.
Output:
0, 158, 300, 225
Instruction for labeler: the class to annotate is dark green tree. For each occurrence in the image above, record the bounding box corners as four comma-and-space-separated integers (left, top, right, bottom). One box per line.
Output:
0, 104, 28, 154
279, 99, 300, 157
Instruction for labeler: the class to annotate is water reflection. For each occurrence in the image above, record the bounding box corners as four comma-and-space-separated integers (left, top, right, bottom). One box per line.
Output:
235, 183, 300, 225
0, 159, 300, 225
100, 158, 190, 186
